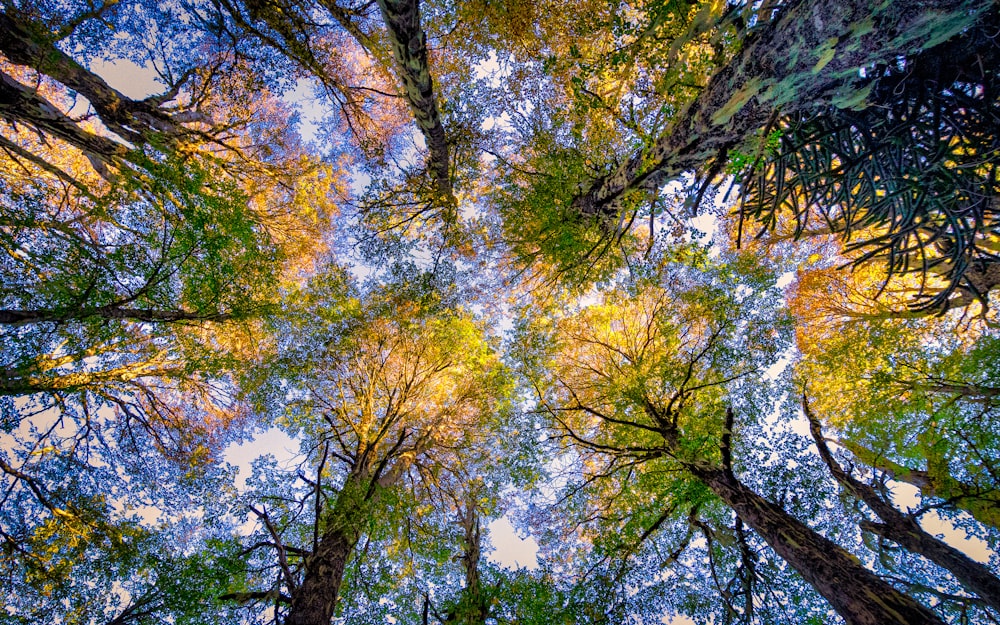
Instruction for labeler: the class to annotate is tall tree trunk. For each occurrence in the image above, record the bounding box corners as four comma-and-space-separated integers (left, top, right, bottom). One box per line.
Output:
0, 68, 127, 163
284, 476, 367, 625
643, 399, 944, 625
282, 439, 427, 625
0, 360, 180, 395
284, 524, 360, 625
450, 498, 488, 625
570, 0, 982, 220
375, 0, 455, 208
806, 401, 1000, 613
687, 464, 946, 625
0, 11, 188, 146
862, 519, 1000, 613
837, 437, 1000, 531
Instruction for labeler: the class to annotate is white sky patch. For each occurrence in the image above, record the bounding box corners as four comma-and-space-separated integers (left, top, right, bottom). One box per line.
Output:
224, 428, 301, 491
763, 348, 794, 381
472, 50, 509, 88
775, 270, 796, 289
282, 78, 328, 144
90, 58, 163, 99
661, 180, 685, 195
889, 482, 993, 564
108, 495, 162, 526
347, 258, 376, 282
576, 285, 603, 309
481, 111, 512, 132
487, 516, 539, 570
788, 407, 814, 438
350, 170, 373, 197
687, 212, 718, 241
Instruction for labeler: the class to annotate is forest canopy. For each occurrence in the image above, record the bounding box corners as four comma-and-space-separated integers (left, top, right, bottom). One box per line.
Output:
1, 0, 999, 624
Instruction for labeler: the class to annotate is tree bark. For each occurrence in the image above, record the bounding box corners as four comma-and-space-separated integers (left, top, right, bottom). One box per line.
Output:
374, 0, 455, 207
837, 438, 1000, 532
283, 524, 360, 625
0, 11, 186, 146
639, 396, 945, 624
863, 519, 1000, 613
449, 498, 489, 625
570, 0, 983, 220
688, 464, 947, 625
0, 68, 127, 162
0, 360, 179, 395
283, 475, 367, 625
806, 402, 1000, 613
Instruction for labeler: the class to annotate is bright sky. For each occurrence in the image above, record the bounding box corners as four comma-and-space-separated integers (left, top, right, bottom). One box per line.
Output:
487, 517, 539, 569
89, 58, 163, 99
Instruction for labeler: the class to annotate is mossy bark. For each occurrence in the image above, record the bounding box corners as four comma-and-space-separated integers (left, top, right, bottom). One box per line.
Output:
283, 473, 369, 625
375, 0, 455, 207
571, 0, 982, 221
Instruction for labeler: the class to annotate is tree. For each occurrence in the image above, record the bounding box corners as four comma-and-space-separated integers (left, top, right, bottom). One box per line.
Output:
0, 5, 344, 614
734, 5, 1000, 311
804, 396, 1000, 615
787, 262, 1000, 533
211, 0, 457, 207
506, 0, 997, 298
231, 268, 511, 625
524, 254, 951, 625
4, 1, 1000, 624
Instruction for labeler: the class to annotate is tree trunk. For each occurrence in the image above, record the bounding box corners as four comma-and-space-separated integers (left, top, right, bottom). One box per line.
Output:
837, 438, 1000, 531
806, 404, 1000, 613
284, 477, 368, 625
570, 0, 982, 220
862, 519, 1000, 613
375, 0, 455, 207
283, 524, 360, 625
0, 68, 127, 162
688, 465, 946, 625
450, 498, 489, 625
0, 11, 181, 146
282, 442, 423, 625
0, 360, 179, 395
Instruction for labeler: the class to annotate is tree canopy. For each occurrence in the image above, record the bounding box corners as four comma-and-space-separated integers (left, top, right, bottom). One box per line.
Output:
2, 0, 999, 624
